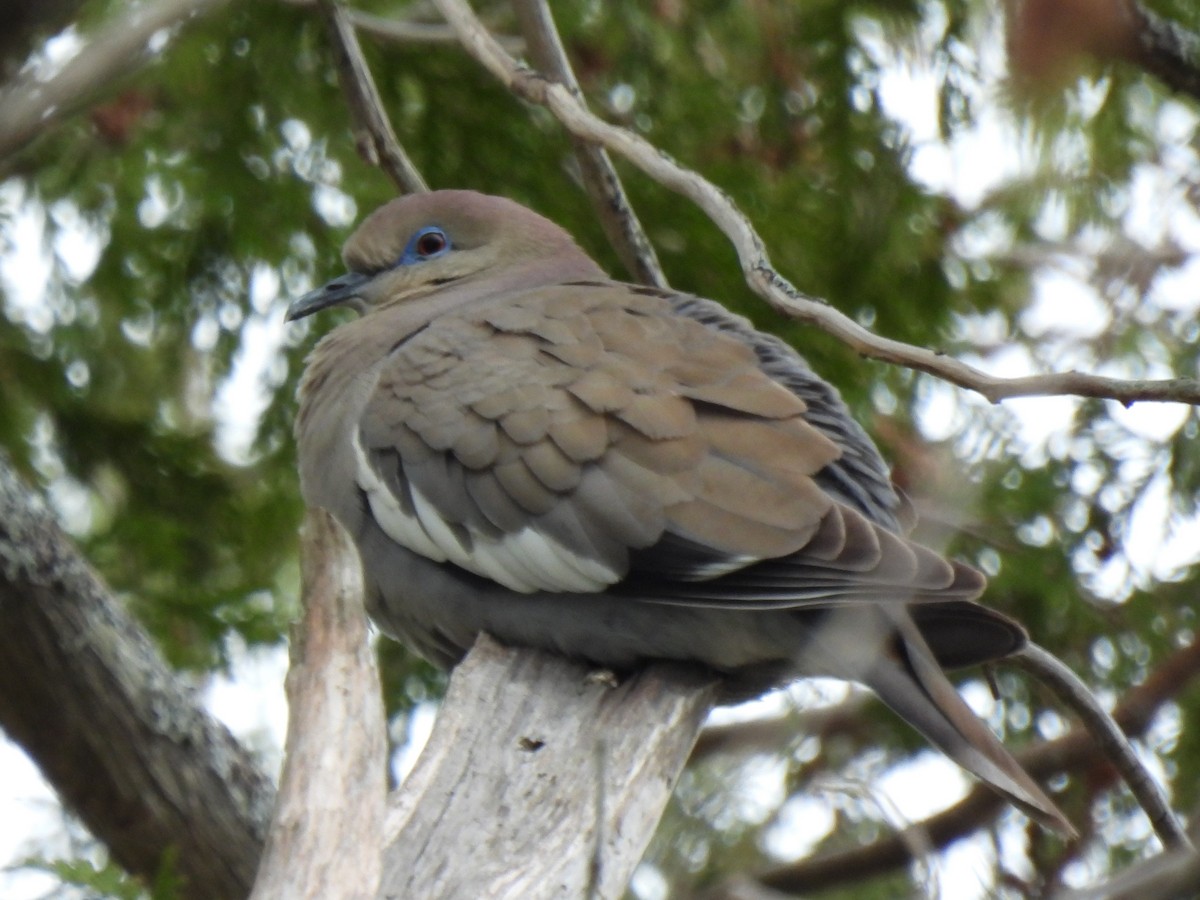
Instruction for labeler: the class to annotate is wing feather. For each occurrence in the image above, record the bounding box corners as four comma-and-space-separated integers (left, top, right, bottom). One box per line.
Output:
355, 281, 980, 606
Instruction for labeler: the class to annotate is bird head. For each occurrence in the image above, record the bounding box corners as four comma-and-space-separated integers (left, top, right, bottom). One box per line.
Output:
286, 190, 598, 322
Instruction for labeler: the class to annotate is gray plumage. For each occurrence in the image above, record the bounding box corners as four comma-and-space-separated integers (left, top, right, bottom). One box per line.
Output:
289, 190, 1069, 832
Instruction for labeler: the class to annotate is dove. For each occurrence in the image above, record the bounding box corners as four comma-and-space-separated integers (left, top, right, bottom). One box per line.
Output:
289, 189, 1068, 831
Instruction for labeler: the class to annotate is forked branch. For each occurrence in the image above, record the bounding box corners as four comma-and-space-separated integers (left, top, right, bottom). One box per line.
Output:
433, 0, 1200, 408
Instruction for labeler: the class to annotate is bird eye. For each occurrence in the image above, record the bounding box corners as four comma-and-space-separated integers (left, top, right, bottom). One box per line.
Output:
416, 230, 447, 257
399, 226, 451, 266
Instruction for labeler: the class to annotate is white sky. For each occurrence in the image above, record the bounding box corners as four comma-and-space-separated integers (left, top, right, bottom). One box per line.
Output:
2, 6, 1199, 898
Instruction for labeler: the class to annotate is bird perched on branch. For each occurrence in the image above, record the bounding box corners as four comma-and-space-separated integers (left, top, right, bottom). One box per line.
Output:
289, 189, 1068, 832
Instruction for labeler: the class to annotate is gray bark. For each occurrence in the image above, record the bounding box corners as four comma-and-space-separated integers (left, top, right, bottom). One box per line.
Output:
0, 447, 724, 900
380, 635, 719, 899
251, 511, 386, 900
0, 453, 273, 899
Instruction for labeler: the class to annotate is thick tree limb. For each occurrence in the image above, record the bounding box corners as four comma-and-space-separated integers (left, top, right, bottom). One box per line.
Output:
380, 634, 719, 899
0, 0, 230, 166
433, 0, 1200, 408
318, 0, 428, 194
510, 0, 667, 287
272, 14, 710, 900
0, 453, 273, 899
250, 510, 386, 900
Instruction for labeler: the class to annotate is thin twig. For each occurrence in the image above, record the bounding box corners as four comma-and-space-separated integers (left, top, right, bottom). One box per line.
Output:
432, 0, 1200, 408
699, 635, 1200, 898
317, 0, 428, 194
1014, 642, 1190, 851
281, 0, 525, 52
510, 0, 666, 287
0, 0, 231, 166
351, 7, 523, 52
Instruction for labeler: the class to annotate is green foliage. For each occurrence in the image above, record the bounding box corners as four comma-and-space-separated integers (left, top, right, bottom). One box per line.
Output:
3, 0, 1199, 895
18, 849, 180, 900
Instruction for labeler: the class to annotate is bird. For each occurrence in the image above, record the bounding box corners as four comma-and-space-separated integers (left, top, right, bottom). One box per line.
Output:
288, 189, 1069, 832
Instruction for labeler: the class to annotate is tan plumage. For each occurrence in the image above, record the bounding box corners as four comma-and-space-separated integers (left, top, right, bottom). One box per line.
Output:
290, 190, 1070, 833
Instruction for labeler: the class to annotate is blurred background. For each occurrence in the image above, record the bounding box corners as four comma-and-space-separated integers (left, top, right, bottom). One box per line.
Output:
1, 0, 1199, 896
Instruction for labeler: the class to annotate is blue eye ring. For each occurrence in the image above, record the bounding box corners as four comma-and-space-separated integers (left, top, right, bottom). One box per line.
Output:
398, 226, 452, 266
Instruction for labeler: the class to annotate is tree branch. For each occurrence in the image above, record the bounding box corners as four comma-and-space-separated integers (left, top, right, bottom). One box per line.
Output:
281, 0, 525, 52
510, 0, 667, 287
250, 510, 386, 900
380, 634, 719, 899
1014, 642, 1189, 851
317, 0, 428, 194
275, 13, 715, 898
0, 0, 231, 167
0, 453, 273, 899
432, 0, 1200, 408
699, 634, 1200, 898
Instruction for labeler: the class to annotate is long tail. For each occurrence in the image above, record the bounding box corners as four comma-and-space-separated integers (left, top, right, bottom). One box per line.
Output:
809, 604, 1073, 834
865, 607, 1073, 834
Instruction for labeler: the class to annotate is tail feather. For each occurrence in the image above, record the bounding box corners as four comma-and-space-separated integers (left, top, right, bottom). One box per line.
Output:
867, 607, 1073, 834
805, 604, 1073, 834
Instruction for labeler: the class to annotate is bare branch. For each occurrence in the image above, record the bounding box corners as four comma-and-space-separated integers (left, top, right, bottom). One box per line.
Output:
0, 0, 231, 166
0, 453, 272, 899
510, 0, 667, 287
317, 0, 428, 194
381, 634, 718, 899
349, 7, 522, 52
1014, 642, 1190, 851
281, 0, 525, 52
432, 0, 1200, 407
697, 635, 1200, 898
250, 511, 386, 900
281, 16, 702, 897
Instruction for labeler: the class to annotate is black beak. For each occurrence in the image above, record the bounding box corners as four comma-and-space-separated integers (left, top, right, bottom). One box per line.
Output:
286, 271, 372, 322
